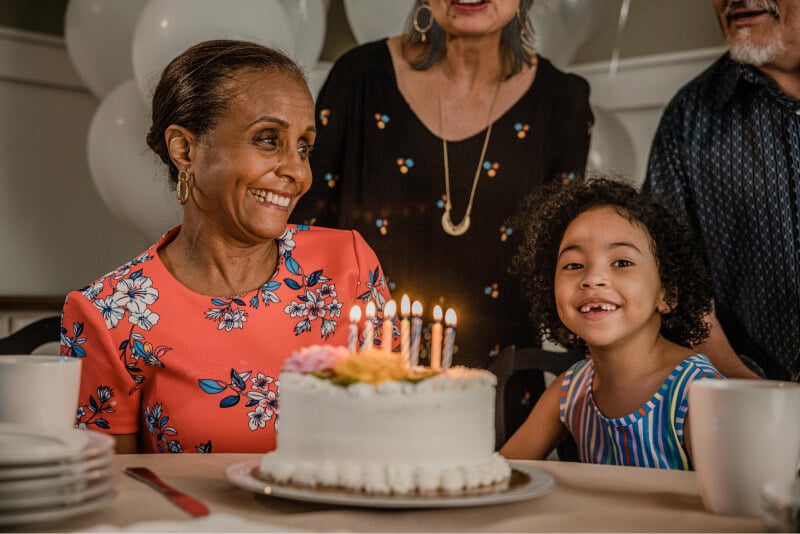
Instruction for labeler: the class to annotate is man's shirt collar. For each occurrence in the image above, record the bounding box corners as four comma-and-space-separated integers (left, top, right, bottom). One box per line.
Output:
713, 52, 799, 110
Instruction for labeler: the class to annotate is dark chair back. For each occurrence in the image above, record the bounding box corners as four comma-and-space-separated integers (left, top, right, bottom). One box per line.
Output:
0, 316, 61, 354
489, 344, 584, 461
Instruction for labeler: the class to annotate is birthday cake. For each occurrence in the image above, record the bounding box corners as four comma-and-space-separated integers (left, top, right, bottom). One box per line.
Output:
258, 345, 510, 495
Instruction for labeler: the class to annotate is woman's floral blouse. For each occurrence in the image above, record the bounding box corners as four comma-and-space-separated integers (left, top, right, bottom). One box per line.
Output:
61, 225, 391, 453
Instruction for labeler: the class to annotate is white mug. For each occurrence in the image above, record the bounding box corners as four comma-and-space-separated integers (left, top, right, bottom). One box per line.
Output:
0, 355, 82, 427
689, 379, 800, 517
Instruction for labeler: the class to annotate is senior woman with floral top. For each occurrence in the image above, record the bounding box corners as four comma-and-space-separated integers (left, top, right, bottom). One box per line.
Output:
60, 40, 391, 454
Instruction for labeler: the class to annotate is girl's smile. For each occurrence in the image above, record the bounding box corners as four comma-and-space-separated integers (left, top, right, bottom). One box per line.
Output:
555, 206, 669, 352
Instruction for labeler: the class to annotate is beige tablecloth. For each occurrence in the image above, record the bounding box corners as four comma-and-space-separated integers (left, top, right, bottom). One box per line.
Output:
10, 453, 764, 532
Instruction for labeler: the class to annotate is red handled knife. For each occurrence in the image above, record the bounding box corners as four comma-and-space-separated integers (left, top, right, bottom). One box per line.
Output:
124, 466, 210, 517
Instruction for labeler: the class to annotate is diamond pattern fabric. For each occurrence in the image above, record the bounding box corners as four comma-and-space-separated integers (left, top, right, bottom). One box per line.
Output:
644, 54, 799, 381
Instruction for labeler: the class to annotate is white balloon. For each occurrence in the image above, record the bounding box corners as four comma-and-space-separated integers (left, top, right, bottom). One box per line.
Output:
132, 0, 295, 105
308, 60, 333, 101
531, 0, 602, 69
64, 0, 148, 98
280, 0, 327, 69
587, 106, 636, 177
87, 79, 181, 243
557, 0, 600, 43
344, 0, 415, 44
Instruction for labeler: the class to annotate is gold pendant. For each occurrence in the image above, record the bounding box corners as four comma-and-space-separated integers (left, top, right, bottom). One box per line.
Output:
441, 210, 471, 236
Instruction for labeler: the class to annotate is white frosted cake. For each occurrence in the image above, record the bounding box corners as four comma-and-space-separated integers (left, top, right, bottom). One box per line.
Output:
259, 345, 510, 495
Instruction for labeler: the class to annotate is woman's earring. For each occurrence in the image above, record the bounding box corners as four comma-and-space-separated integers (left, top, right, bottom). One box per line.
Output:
176, 170, 190, 205
413, 2, 433, 42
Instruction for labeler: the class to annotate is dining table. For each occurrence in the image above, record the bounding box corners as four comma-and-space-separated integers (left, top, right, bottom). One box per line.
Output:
9, 453, 765, 533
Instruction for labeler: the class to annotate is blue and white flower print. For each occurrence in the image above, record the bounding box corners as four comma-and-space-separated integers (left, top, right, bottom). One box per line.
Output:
198, 368, 280, 433
76, 386, 114, 430
145, 403, 183, 453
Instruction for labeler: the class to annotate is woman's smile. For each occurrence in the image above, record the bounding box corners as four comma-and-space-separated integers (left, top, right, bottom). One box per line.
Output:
248, 188, 292, 209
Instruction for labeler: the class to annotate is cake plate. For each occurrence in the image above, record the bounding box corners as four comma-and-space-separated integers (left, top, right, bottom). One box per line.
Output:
225, 460, 554, 509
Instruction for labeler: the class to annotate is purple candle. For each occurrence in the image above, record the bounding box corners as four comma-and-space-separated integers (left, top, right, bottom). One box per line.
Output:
409, 300, 423, 367
442, 308, 457, 370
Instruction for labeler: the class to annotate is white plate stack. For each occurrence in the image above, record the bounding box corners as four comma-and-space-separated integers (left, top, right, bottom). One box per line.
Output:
0, 423, 118, 527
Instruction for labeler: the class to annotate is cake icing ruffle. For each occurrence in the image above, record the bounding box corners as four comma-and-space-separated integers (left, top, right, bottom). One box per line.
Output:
259, 452, 511, 494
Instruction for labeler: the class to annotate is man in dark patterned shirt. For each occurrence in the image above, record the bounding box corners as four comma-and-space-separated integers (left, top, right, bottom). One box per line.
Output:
644, 0, 799, 381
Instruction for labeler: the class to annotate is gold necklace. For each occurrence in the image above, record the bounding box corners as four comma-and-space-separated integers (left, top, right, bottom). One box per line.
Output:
438, 71, 502, 237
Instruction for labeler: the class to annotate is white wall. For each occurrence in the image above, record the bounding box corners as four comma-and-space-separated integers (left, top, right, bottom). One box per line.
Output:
572, 0, 723, 64
572, 46, 727, 185
0, 27, 148, 297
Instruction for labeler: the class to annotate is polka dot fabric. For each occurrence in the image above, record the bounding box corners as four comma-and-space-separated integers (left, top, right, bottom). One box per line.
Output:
292, 40, 593, 368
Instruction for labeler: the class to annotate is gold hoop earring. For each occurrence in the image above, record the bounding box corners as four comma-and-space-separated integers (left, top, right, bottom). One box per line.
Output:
176, 170, 190, 205
413, 2, 433, 42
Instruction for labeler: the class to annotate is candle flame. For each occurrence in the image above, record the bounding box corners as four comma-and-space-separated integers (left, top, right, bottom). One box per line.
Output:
384, 300, 396, 317
412, 300, 422, 316
365, 301, 376, 318
433, 305, 443, 321
349, 305, 361, 322
445, 308, 457, 326
401, 295, 410, 315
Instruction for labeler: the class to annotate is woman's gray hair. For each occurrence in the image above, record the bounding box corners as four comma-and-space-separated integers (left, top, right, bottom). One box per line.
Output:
402, 0, 535, 78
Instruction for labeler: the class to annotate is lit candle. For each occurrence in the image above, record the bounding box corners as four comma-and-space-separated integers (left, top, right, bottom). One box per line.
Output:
442, 308, 457, 370
410, 301, 423, 367
363, 301, 376, 350
430, 305, 443, 371
400, 295, 411, 362
348, 305, 361, 353
382, 300, 396, 352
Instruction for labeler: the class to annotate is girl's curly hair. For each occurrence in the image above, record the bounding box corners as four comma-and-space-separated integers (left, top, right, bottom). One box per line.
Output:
511, 175, 713, 354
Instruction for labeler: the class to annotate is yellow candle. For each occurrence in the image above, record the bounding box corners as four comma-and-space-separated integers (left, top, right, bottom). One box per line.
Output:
382, 300, 396, 352
430, 305, 443, 370
348, 305, 361, 353
363, 302, 376, 350
400, 295, 411, 361
442, 308, 457, 370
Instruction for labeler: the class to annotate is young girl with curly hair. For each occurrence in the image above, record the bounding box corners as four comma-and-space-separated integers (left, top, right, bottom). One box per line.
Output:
500, 177, 725, 469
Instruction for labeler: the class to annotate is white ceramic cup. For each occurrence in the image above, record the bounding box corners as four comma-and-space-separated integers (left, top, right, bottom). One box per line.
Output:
689, 379, 800, 516
0, 355, 82, 427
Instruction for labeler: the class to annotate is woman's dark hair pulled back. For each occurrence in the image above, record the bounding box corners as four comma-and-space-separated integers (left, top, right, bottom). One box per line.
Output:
146, 39, 306, 185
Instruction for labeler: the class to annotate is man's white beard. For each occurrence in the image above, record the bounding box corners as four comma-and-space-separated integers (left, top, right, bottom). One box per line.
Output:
729, 28, 786, 66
